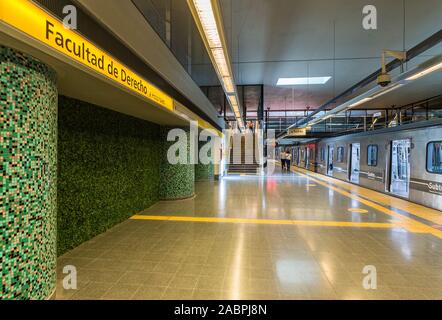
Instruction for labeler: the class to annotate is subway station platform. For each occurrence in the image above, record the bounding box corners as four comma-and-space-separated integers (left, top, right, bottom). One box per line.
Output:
2, 0, 442, 303
56, 163, 442, 300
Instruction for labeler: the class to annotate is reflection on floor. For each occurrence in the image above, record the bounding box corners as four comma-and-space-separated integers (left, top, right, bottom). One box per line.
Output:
56, 165, 442, 300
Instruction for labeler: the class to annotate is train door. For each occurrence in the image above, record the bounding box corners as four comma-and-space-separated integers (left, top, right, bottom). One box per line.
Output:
291, 148, 295, 167
327, 145, 334, 176
389, 139, 411, 198
305, 148, 310, 169
296, 147, 300, 166
300, 148, 305, 167
349, 143, 360, 183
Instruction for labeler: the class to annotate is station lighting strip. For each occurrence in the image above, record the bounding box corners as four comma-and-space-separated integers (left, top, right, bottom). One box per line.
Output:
187, 0, 245, 131
300, 55, 442, 129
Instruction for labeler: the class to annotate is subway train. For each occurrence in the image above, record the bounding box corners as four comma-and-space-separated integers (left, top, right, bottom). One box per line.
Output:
287, 120, 442, 211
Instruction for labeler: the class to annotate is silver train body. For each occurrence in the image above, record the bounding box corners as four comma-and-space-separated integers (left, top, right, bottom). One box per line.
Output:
289, 120, 442, 211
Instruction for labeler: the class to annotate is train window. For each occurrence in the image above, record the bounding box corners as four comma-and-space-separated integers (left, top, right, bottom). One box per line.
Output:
367, 145, 378, 166
427, 141, 442, 173
337, 147, 345, 163
320, 148, 325, 161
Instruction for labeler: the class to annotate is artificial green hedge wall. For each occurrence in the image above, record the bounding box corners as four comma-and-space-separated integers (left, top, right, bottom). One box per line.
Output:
195, 139, 214, 181
195, 162, 213, 181
159, 127, 195, 200
57, 96, 161, 255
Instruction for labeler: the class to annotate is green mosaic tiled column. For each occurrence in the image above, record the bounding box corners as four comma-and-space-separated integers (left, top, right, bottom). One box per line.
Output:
0, 46, 58, 300
160, 127, 195, 200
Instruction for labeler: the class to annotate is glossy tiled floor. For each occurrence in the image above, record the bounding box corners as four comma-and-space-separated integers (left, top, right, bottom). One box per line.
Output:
56, 164, 442, 300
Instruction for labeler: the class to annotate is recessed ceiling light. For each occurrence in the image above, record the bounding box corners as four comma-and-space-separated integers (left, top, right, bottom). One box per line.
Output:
277, 77, 332, 86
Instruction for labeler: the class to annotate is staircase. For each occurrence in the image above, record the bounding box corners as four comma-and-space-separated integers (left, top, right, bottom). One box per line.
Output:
228, 133, 261, 175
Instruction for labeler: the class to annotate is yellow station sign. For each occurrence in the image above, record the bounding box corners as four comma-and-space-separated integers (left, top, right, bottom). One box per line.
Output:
0, 0, 174, 111
0, 0, 223, 134
288, 127, 307, 136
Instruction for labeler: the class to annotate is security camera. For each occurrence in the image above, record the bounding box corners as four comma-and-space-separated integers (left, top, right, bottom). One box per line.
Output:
377, 50, 406, 87
377, 73, 391, 87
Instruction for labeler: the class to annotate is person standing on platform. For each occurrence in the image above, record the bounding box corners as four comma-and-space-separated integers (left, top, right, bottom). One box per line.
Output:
286, 151, 292, 171
281, 150, 287, 170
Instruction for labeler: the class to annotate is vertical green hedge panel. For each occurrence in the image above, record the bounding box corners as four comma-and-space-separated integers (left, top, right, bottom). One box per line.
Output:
57, 96, 161, 255
0, 46, 57, 300
195, 139, 214, 181
159, 127, 195, 199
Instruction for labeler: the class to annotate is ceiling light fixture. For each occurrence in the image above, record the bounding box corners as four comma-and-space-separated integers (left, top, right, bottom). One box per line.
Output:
323, 114, 334, 120
188, 0, 244, 130
228, 95, 238, 106
223, 77, 235, 93
277, 77, 332, 86
349, 97, 373, 108
370, 83, 404, 99
406, 62, 442, 81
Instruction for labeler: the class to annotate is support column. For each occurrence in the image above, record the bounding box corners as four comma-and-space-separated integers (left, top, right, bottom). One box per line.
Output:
0, 46, 58, 299
159, 127, 195, 200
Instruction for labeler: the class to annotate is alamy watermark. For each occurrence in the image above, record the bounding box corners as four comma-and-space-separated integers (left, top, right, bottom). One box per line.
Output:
62, 265, 77, 290
362, 265, 377, 290
62, 5, 77, 30
362, 5, 377, 30
165, 121, 276, 174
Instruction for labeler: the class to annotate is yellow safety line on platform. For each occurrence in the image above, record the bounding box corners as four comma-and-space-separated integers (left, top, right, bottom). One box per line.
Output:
130, 215, 395, 229
290, 166, 442, 239
293, 166, 442, 225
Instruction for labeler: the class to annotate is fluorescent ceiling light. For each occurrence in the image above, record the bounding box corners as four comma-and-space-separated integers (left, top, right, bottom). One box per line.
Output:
211, 48, 230, 77
370, 83, 404, 99
277, 77, 331, 86
193, 0, 221, 48
189, 0, 244, 131
346, 83, 403, 111
349, 97, 373, 108
406, 62, 442, 80
223, 77, 235, 93
228, 95, 238, 106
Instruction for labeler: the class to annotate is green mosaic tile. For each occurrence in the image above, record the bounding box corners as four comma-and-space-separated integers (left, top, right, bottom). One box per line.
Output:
0, 46, 57, 300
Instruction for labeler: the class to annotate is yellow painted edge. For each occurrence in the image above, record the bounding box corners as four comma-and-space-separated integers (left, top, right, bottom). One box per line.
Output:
130, 215, 396, 229
290, 166, 442, 239
348, 208, 369, 213
294, 166, 442, 225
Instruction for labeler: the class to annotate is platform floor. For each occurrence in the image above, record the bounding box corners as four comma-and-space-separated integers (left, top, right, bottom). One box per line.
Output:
56, 163, 442, 300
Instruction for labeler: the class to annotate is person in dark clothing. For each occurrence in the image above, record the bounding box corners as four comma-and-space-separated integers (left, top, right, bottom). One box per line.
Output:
281, 150, 287, 170
286, 151, 292, 171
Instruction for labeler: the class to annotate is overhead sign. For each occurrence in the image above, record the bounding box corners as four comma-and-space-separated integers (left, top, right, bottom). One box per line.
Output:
288, 128, 307, 136
0, 0, 174, 111
373, 112, 383, 118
